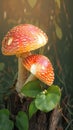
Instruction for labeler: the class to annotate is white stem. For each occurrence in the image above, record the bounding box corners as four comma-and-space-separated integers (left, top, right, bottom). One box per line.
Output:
16, 56, 28, 93
20, 74, 37, 98
24, 74, 36, 85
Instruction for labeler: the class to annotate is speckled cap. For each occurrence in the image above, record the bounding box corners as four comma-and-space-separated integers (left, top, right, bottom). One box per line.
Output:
22, 54, 54, 86
2, 24, 48, 55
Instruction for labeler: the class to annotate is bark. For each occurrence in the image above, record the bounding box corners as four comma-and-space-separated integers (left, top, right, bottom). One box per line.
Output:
49, 107, 62, 130
29, 112, 47, 130
9, 91, 62, 130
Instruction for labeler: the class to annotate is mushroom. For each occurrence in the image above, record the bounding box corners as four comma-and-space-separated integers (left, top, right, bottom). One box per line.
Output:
22, 54, 54, 86
1, 24, 48, 93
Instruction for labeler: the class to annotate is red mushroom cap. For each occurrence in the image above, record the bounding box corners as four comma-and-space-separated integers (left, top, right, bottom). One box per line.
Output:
2, 24, 48, 55
22, 54, 54, 86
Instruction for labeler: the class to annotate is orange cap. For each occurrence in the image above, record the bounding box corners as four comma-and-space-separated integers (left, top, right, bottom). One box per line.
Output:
22, 54, 54, 86
2, 24, 48, 55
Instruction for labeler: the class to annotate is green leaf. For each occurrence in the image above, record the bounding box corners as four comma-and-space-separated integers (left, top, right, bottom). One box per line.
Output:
0, 62, 5, 71
0, 109, 14, 130
16, 111, 29, 130
29, 100, 38, 119
27, 0, 37, 8
0, 109, 9, 116
55, 23, 63, 40
35, 85, 61, 112
55, 0, 61, 9
21, 80, 42, 98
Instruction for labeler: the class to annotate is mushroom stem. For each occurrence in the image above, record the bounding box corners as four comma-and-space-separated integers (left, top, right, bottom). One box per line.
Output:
16, 56, 28, 93
24, 74, 37, 85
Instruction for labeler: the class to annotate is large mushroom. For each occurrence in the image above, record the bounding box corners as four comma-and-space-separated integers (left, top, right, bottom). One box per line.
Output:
1, 24, 48, 93
22, 54, 54, 86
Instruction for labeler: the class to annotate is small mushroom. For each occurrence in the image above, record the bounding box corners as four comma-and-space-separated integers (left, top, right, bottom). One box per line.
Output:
22, 54, 54, 86
1, 24, 48, 92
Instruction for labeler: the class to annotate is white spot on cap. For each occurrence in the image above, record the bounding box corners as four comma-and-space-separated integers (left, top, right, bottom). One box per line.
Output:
30, 64, 37, 75
7, 37, 13, 45
38, 33, 46, 45
41, 66, 45, 70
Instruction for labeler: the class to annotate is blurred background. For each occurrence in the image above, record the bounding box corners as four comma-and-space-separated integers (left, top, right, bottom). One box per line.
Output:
0, 0, 73, 129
